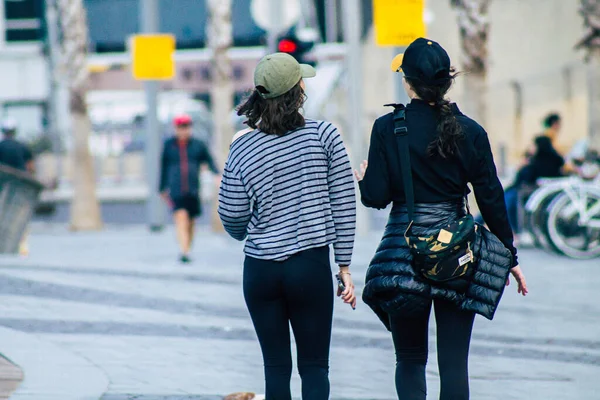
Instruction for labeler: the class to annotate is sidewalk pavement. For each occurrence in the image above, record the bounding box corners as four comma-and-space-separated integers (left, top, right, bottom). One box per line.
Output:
0, 223, 598, 399
0, 325, 108, 400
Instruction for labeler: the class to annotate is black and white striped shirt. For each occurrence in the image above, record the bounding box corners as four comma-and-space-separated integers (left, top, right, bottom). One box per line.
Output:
218, 120, 356, 265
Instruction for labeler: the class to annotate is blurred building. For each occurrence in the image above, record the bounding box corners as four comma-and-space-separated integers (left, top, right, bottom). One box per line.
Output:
0, 0, 369, 138
0, 0, 47, 140
0, 0, 590, 173
362, 0, 590, 170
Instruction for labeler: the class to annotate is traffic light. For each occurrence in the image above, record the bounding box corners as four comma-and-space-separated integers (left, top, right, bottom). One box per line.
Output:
277, 33, 316, 67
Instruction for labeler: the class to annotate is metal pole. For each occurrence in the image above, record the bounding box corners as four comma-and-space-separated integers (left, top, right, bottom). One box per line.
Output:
44, 0, 59, 150
588, 52, 600, 152
267, 0, 283, 52
325, 0, 338, 43
394, 47, 411, 104
0, 0, 5, 49
343, 0, 369, 235
140, 0, 163, 231
45, 0, 69, 185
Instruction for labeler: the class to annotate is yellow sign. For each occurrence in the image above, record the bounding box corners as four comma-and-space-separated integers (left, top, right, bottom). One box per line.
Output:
373, 0, 426, 46
131, 34, 176, 80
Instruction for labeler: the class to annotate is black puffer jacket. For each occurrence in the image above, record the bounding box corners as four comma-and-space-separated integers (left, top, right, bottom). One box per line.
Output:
362, 201, 513, 331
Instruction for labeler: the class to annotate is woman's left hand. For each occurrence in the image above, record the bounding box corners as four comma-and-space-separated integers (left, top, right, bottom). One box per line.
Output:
337, 269, 357, 309
353, 160, 368, 182
506, 265, 528, 296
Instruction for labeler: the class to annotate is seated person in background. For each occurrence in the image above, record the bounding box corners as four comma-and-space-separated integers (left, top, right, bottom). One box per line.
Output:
541, 113, 561, 147
477, 131, 565, 235
503, 133, 566, 235
533, 112, 577, 176
500, 150, 537, 235
529, 135, 565, 180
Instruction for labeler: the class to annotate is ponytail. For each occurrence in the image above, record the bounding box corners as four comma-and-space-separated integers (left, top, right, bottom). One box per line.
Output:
429, 97, 463, 158
405, 68, 463, 158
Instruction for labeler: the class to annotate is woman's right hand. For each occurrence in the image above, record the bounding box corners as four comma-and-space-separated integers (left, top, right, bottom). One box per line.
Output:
506, 265, 528, 296
353, 160, 368, 182
160, 191, 171, 204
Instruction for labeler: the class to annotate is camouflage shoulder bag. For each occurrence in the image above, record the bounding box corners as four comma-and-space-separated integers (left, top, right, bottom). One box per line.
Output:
392, 104, 476, 290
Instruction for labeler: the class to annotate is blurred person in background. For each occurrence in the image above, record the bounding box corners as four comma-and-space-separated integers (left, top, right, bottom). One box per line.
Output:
0, 118, 34, 174
541, 113, 562, 146
502, 150, 536, 232
478, 113, 568, 235
530, 113, 568, 178
0, 118, 35, 256
529, 134, 565, 180
159, 114, 219, 263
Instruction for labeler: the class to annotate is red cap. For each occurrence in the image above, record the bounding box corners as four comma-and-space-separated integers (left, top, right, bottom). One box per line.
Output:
173, 114, 192, 126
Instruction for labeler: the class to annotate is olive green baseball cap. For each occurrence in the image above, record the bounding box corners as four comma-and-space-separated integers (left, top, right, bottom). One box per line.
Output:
254, 52, 316, 99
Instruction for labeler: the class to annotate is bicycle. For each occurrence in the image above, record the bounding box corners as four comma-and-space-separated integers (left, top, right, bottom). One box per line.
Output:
522, 177, 576, 250
544, 157, 600, 259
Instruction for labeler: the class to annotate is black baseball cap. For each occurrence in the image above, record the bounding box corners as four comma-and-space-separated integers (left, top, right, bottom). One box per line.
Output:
390, 38, 451, 86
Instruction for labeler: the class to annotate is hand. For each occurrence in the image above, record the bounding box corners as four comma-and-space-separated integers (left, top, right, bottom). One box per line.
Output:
160, 191, 171, 205
353, 160, 368, 182
214, 175, 222, 187
337, 267, 357, 309
506, 265, 528, 296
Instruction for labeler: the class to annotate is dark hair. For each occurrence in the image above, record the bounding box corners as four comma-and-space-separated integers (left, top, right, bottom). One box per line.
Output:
544, 113, 561, 129
405, 68, 462, 158
236, 82, 306, 136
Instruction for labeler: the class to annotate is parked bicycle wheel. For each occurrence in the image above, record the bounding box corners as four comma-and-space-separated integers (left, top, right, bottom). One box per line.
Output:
546, 190, 600, 259
526, 190, 562, 251
523, 178, 578, 251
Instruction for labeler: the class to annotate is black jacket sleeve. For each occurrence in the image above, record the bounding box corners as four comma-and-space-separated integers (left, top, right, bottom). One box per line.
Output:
469, 128, 518, 267
358, 118, 392, 209
200, 141, 220, 174
159, 141, 168, 193
23, 145, 33, 163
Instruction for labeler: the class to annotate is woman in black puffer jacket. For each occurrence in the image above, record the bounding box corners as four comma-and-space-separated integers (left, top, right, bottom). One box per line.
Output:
354, 38, 528, 400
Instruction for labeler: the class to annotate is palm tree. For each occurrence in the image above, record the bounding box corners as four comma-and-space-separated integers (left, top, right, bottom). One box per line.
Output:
56, 0, 102, 230
450, 0, 492, 126
576, 0, 600, 151
206, 0, 235, 232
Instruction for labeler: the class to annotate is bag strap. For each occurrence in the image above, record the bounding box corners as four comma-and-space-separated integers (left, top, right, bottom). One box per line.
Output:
388, 103, 472, 222
391, 104, 416, 223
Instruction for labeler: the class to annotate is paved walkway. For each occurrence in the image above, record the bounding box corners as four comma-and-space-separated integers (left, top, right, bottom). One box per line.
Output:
0, 224, 599, 399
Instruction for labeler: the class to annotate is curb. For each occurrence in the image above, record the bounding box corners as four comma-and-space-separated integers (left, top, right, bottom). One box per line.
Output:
0, 326, 109, 400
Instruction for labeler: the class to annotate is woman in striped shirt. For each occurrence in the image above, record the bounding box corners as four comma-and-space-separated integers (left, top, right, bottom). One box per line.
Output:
218, 52, 357, 399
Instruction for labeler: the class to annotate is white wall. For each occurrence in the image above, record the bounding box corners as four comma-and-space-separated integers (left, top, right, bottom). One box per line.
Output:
486, 0, 587, 160
361, 0, 589, 168
0, 46, 49, 103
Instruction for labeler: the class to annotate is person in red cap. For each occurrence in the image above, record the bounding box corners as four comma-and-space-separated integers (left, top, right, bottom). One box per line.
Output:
159, 113, 219, 263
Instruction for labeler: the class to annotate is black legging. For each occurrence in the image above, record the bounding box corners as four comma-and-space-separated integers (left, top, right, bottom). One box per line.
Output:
243, 246, 333, 400
389, 300, 475, 400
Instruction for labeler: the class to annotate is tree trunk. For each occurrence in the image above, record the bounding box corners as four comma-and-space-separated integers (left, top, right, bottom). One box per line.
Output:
451, 0, 491, 126
576, 0, 600, 151
461, 71, 487, 128
69, 89, 102, 230
56, 0, 103, 230
588, 49, 600, 152
207, 0, 235, 233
